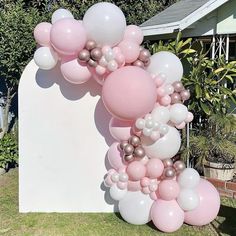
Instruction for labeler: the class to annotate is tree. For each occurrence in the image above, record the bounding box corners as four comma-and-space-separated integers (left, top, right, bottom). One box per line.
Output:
0, 1, 42, 138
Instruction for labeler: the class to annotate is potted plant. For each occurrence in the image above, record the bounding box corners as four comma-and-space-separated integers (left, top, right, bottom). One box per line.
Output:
189, 113, 236, 181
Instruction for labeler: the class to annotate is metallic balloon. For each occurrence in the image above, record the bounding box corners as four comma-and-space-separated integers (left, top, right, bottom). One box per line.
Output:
85, 40, 96, 51
139, 49, 151, 62
124, 154, 135, 162
144, 58, 150, 67
128, 135, 141, 147
124, 144, 134, 155
88, 59, 97, 67
133, 146, 145, 158
133, 60, 144, 68
78, 49, 90, 62
180, 89, 190, 101
173, 160, 186, 173
170, 92, 181, 104
162, 158, 173, 168
91, 47, 102, 61
120, 141, 128, 150
172, 81, 184, 93
163, 167, 176, 179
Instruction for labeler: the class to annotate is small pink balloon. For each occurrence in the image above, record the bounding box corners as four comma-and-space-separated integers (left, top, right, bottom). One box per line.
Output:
109, 117, 133, 141
60, 59, 91, 84
107, 142, 125, 170
115, 53, 125, 66
185, 112, 194, 123
102, 66, 157, 121
175, 121, 186, 129
160, 95, 171, 106
156, 86, 166, 97
95, 65, 107, 75
141, 177, 150, 187
124, 25, 144, 45
158, 180, 180, 201
118, 40, 140, 63
126, 161, 146, 181
104, 175, 113, 187
146, 159, 164, 178
50, 19, 87, 56
117, 181, 128, 190
142, 186, 151, 194
127, 180, 142, 191
150, 192, 158, 200
184, 179, 220, 226
155, 76, 165, 87
34, 22, 52, 46
151, 199, 184, 233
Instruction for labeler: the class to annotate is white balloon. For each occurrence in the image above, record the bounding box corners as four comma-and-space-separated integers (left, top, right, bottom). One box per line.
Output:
83, 2, 126, 46
34, 47, 58, 70
170, 104, 188, 124
147, 51, 183, 84
119, 191, 153, 225
178, 168, 200, 189
51, 9, 74, 24
151, 106, 170, 124
109, 185, 127, 201
177, 189, 200, 211
142, 126, 181, 160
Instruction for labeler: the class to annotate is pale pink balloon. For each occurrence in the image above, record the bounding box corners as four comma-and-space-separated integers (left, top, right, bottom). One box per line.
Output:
146, 159, 164, 178
151, 199, 184, 233
50, 19, 87, 56
60, 59, 91, 84
160, 95, 171, 106
158, 180, 180, 201
175, 121, 186, 129
107, 142, 125, 170
88, 67, 109, 86
109, 117, 133, 141
102, 66, 157, 120
118, 40, 140, 63
34, 22, 52, 46
126, 161, 146, 181
127, 180, 142, 191
156, 86, 166, 97
124, 25, 144, 45
184, 179, 220, 226
185, 112, 194, 123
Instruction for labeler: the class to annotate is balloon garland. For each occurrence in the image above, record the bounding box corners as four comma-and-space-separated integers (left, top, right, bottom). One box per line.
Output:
33, 2, 220, 233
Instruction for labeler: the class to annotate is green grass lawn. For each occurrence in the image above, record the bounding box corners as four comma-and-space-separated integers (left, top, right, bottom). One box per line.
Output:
0, 169, 236, 236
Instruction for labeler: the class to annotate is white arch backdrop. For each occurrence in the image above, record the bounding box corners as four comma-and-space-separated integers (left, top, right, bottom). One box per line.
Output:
19, 60, 116, 212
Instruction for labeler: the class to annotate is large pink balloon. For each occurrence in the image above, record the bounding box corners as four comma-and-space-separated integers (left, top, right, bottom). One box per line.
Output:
118, 40, 140, 63
102, 66, 157, 121
34, 22, 52, 46
151, 199, 184, 233
109, 117, 133, 141
50, 19, 87, 56
107, 142, 125, 170
124, 25, 143, 45
61, 59, 91, 84
184, 179, 220, 226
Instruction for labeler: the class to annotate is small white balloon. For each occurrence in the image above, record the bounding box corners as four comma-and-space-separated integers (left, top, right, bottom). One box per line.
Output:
111, 173, 119, 183
165, 84, 174, 95
51, 9, 74, 24
110, 184, 127, 201
107, 60, 118, 71
147, 51, 183, 84
119, 191, 154, 225
178, 168, 200, 189
143, 128, 152, 137
177, 188, 200, 211
135, 118, 145, 129
104, 49, 115, 61
159, 124, 169, 135
34, 47, 58, 70
151, 106, 170, 124
170, 104, 188, 124
145, 119, 154, 129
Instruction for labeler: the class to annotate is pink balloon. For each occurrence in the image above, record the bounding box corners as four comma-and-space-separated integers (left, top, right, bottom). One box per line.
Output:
102, 66, 157, 120
160, 95, 171, 106
118, 40, 140, 63
175, 121, 186, 129
107, 142, 125, 170
151, 199, 184, 233
124, 25, 144, 45
126, 161, 146, 181
185, 112, 194, 123
34, 22, 52, 46
50, 19, 86, 56
184, 179, 220, 226
109, 117, 133, 141
60, 59, 91, 84
127, 180, 142, 191
158, 180, 180, 201
146, 159, 164, 178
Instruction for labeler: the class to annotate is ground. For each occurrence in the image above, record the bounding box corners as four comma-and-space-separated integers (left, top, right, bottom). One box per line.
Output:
0, 169, 236, 236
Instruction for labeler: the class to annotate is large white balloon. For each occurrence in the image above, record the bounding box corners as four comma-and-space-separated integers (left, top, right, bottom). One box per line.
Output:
147, 51, 183, 84
177, 189, 200, 211
142, 126, 181, 160
119, 191, 153, 225
178, 168, 200, 189
170, 104, 188, 124
151, 106, 170, 124
83, 2, 126, 47
110, 185, 127, 201
34, 47, 58, 70
51, 9, 74, 24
